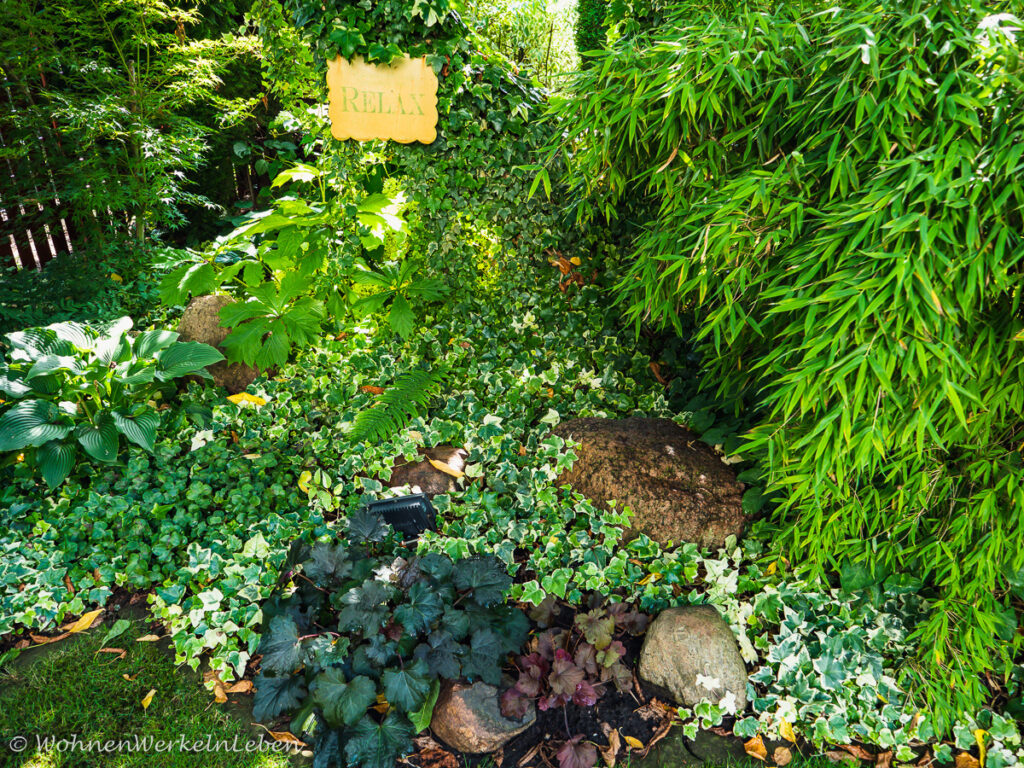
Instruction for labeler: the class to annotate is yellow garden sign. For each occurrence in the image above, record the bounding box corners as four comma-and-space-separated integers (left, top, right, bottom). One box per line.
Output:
326, 55, 439, 144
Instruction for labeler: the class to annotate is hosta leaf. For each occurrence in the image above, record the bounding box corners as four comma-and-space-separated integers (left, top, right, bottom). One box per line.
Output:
344, 713, 414, 768
453, 556, 510, 606
258, 615, 303, 676
381, 658, 431, 712
0, 400, 72, 451
75, 416, 119, 463
312, 669, 376, 728
154, 341, 225, 381
132, 330, 179, 359
0, 366, 31, 398
5, 327, 75, 356
252, 673, 307, 722
26, 355, 81, 379
394, 580, 444, 636
112, 408, 160, 452
36, 440, 76, 488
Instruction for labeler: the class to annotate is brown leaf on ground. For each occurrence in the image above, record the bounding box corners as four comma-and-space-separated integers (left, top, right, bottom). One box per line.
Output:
30, 632, 70, 645
649, 361, 669, 386
876, 751, 894, 768
360, 385, 385, 395
96, 648, 127, 660
774, 747, 793, 766
63, 575, 75, 594
518, 743, 542, 767
226, 680, 253, 694
840, 744, 875, 761
123, 673, 138, 681
266, 730, 307, 748
955, 753, 980, 768
826, 751, 861, 764
14, 639, 30, 650
415, 748, 459, 768
745, 736, 769, 762
600, 729, 621, 768
136, 634, 162, 643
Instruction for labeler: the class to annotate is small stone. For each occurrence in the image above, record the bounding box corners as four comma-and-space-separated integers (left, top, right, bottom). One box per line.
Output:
638, 605, 748, 711
177, 295, 260, 394
430, 681, 535, 754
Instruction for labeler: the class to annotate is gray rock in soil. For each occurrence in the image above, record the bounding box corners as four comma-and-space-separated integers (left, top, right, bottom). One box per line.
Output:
638, 605, 748, 711
387, 446, 467, 497
177, 294, 260, 394
553, 417, 745, 548
430, 680, 535, 754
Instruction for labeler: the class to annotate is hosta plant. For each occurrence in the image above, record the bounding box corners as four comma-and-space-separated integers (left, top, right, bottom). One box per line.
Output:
0, 317, 223, 487
501, 596, 649, 768
253, 508, 528, 768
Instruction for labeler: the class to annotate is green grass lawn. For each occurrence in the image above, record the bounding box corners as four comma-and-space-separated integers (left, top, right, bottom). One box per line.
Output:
0, 617, 297, 768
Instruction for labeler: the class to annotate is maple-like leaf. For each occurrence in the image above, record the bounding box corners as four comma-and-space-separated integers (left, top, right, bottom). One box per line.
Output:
557, 736, 598, 768
549, 648, 585, 696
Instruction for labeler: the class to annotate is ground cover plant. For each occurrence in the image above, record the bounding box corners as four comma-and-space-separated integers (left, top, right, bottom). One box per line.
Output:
1, 0, 1022, 767
545, 0, 1024, 729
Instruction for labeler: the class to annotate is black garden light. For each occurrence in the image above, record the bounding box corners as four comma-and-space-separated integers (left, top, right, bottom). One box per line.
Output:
366, 493, 436, 538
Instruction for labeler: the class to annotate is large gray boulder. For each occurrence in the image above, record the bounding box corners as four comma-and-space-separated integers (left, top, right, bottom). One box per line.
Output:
553, 417, 745, 548
430, 680, 535, 754
178, 295, 260, 394
638, 605, 748, 711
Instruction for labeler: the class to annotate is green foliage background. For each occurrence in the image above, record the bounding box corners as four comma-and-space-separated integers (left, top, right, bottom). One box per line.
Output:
547, 0, 1024, 726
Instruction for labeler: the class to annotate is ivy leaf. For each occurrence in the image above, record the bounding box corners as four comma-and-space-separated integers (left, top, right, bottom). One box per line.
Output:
347, 508, 390, 543
344, 713, 414, 768
312, 669, 377, 728
258, 615, 303, 675
252, 673, 307, 722
304, 542, 353, 585
557, 736, 598, 768
394, 580, 444, 636
575, 610, 615, 651
452, 556, 510, 606
382, 658, 431, 712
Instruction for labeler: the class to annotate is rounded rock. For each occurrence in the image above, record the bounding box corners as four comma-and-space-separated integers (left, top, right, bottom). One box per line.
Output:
430, 681, 535, 754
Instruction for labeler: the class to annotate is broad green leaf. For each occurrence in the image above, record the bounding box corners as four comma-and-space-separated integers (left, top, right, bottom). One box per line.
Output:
381, 658, 431, 712
0, 400, 73, 451
312, 669, 376, 728
36, 440, 76, 488
112, 408, 160, 452
75, 416, 119, 463
344, 713, 414, 768
252, 673, 307, 722
258, 615, 303, 676
154, 342, 225, 381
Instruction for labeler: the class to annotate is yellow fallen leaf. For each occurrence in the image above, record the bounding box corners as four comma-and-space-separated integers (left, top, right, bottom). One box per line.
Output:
226, 393, 267, 407
141, 689, 157, 711
428, 458, 463, 478
570, 257, 582, 266
110, 273, 123, 283
243, 453, 262, 460
955, 753, 980, 768
779, 719, 796, 743
213, 680, 228, 704
123, 673, 138, 681
774, 747, 793, 767
267, 731, 307, 748
601, 729, 620, 767
136, 634, 162, 643
745, 736, 768, 762
623, 736, 644, 750
372, 692, 390, 714
66, 609, 103, 634
767, 561, 778, 576
975, 730, 988, 767
298, 470, 313, 494
637, 572, 662, 586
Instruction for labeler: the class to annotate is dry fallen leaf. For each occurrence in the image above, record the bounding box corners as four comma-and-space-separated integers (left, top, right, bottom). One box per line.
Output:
623, 735, 645, 751
123, 673, 138, 681
840, 745, 875, 761
745, 736, 769, 762
96, 648, 127, 660
774, 747, 793, 766
779, 719, 796, 743
360, 385, 385, 395
428, 458, 464, 478
141, 689, 157, 711
63, 575, 75, 594
266, 730, 307, 748
30, 632, 70, 645
600, 729, 621, 768
136, 634, 162, 643
226, 680, 253, 694
14, 639, 30, 650
955, 753, 981, 768
213, 680, 228, 704
876, 751, 894, 768
826, 751, 861, 765
66, 609, 103, 633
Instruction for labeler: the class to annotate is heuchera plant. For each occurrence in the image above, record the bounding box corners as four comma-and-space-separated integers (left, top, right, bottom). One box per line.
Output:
501, 596, 649, 768
253, 508, 528, 768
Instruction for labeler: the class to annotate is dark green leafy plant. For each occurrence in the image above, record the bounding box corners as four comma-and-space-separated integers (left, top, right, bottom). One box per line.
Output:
0, 318, 223, 487
351, 261, 446, 340
574, 0, 606, 64
253, 509, 527, 768
547, 0, 1024, 726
